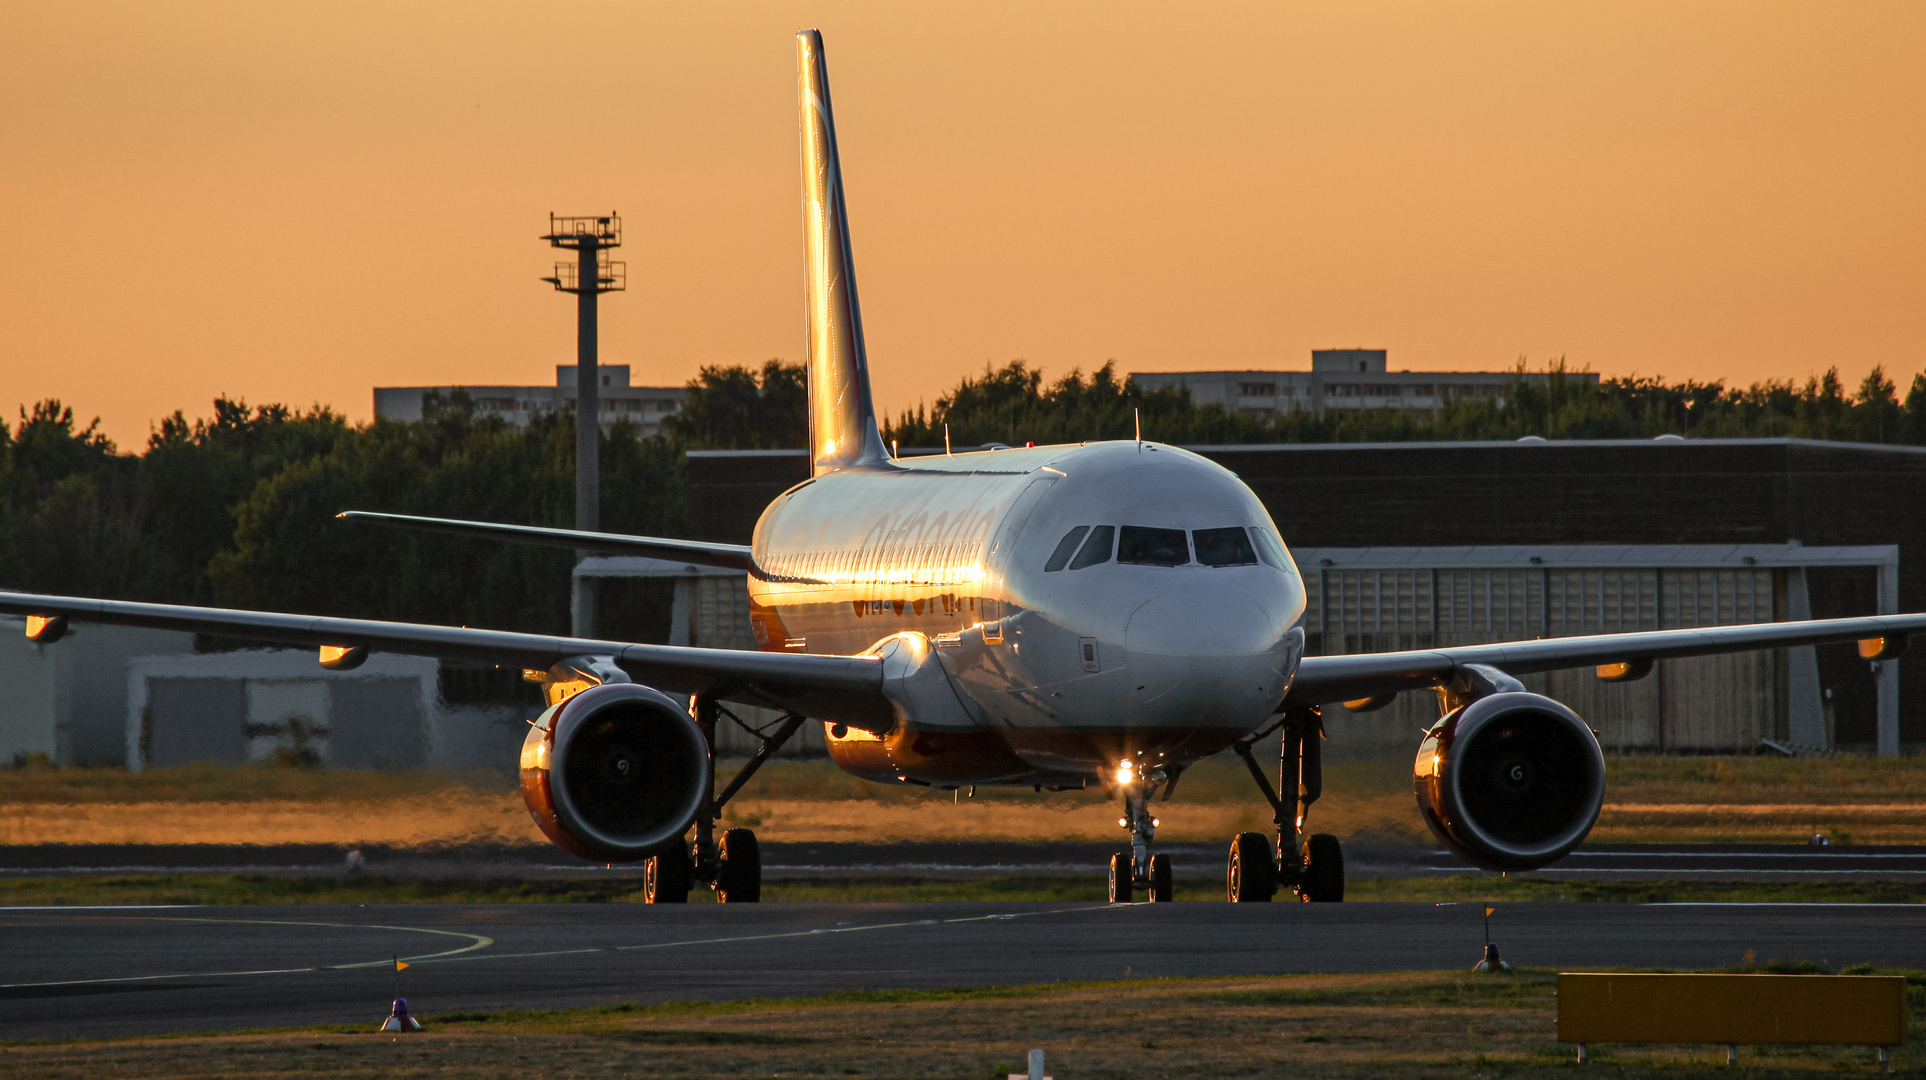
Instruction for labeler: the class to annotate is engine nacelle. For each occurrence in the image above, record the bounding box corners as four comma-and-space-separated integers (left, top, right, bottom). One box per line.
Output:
519, 683, 710, 862
1413, 691, 1605, 872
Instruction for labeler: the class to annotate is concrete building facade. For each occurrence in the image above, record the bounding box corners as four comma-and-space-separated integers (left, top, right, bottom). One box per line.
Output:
0, 622, 197, 766
375, 365, 686, 438
1132, 349, 1599, 420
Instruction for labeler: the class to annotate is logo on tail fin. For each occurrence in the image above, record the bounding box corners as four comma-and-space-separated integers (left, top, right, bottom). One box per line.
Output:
798, 29, 887, 475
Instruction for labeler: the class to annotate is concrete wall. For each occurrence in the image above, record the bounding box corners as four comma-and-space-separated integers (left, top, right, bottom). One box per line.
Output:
0, 619, 197, 766
127, 650, 528, 772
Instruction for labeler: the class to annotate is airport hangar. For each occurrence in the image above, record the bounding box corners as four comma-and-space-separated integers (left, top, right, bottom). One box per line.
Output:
644, 436, 1926, 759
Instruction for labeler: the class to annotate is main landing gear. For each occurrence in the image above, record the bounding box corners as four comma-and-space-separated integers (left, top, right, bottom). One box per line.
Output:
644, 698, 803, 904
1227, 701, 1344, 903
1107, 758, 1176, 903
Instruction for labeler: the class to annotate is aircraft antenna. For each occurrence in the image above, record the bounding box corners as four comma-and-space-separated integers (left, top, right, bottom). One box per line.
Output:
540, 212, 625, 637
1134, 407, 1141, 447
944, 423, 951, 456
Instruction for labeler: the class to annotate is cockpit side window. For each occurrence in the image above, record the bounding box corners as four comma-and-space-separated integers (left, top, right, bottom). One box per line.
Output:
1067, 525, 1115, 570
1044, 526, 1090, 572
1194, 527, 1257, 567
1117, 526, 1189, 566
1250, 526, 1291, 570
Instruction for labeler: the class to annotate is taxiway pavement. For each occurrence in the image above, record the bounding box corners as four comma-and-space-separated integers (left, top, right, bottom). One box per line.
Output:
7, 842, 1926, 881
5, 900, 1925, 1040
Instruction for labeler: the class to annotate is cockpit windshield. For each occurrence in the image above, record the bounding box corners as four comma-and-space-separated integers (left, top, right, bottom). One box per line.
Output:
1193, 527, 1257, 567
1043, 524, 1282, 571
1118, 526, 1189, 566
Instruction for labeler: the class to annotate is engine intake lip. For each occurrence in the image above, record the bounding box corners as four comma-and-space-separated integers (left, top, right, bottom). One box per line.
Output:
1430, 691, 1605, 869
543, 683, 710, 860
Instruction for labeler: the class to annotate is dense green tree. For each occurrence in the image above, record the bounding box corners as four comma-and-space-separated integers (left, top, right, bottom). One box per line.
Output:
663, 359, 808, 449
884, 361, 1279, 448
208, 401, 684, 638
6, 357, 1926, 641
885, 359, 1926, 449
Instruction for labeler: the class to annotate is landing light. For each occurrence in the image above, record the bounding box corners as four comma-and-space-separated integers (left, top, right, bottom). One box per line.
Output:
1859, 636, 1908, 661
318, 644, 369, 671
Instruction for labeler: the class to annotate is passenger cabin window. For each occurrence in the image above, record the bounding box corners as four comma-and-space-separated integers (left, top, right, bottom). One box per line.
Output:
1044, 526, 1090, 572
1194, 527, 1257, 567
1118, 526, 1189, 566
1067, 525, 1115, 570
1250, 526, 1290, 570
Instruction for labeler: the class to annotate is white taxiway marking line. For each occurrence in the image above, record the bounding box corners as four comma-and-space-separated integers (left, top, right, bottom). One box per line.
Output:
0, 905, 198, 910
0, 913, 494, 989
1646, 902, 1926, 907
0, 904, 1126, 986
1525, 868, 1926, 875
392, 904, 1132, 968
1563, 852, 1926, 860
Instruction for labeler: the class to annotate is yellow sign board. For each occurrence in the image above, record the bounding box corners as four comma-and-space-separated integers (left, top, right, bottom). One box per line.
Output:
1557, 973, 1907, 1046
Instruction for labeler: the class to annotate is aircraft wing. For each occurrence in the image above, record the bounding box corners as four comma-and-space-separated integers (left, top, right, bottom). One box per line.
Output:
1288, 613, 1926, 706
338, 511, 759, 574
0, 592, 891, 729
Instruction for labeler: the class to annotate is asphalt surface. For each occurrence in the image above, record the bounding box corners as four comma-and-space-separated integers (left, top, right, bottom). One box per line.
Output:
7, 841, 1926, 882
5, 900, 1926, 1040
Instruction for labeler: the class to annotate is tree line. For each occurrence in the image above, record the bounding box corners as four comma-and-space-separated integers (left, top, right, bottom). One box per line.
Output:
3, 359, 1921, 634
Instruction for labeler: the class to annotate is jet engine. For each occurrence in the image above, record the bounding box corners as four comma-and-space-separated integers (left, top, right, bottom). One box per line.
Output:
1413, 691, 1605, 872
519, 683, 710, 862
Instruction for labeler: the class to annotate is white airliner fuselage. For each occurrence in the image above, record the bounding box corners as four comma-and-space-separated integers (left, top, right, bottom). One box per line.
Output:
748, 441, 1306, 785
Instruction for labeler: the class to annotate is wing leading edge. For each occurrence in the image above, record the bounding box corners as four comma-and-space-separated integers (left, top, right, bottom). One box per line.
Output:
338, 511, 758, 573
0, 591, 890, 728
1289, 613, 1926, 706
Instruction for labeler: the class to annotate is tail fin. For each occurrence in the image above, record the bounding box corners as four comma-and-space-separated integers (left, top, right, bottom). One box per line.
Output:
798, 29, 887, 474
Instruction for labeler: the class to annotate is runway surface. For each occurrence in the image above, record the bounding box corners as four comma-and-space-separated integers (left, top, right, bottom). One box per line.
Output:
5, 900, 1926, 1040
6, 841, 1926, 881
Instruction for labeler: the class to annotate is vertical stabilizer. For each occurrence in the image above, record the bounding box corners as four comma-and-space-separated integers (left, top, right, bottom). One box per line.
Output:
798, 29, 888, 474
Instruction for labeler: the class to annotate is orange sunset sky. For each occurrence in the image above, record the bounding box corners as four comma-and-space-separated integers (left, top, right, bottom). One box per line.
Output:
3, 2, 1922, 447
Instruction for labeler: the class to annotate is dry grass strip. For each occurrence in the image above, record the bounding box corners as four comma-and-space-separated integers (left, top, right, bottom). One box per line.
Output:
3, 971, 1919, 1079
6, 755, 1926, 849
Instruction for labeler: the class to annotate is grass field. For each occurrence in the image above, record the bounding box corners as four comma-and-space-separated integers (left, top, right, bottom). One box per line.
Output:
5, 967, 1922, 1078
4, 754, 1924, 849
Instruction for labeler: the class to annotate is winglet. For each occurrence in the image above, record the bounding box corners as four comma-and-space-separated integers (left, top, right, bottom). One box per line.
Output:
798, 29, 888, 475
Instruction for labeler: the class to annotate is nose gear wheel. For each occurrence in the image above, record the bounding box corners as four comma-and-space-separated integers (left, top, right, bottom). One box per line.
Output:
1228, 702, 1346, 903
1104, 762, 1176, 903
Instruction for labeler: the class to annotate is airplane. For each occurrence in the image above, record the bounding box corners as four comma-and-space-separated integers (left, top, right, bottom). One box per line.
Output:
5, 28, 1923, 905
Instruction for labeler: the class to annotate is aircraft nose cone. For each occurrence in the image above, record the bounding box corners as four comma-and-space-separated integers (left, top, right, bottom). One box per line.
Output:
1125, 593, 1281, 726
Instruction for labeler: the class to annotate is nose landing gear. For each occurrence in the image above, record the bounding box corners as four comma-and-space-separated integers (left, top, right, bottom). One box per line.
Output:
1228, 701, 1345, 903
1107, 761, 1176, 902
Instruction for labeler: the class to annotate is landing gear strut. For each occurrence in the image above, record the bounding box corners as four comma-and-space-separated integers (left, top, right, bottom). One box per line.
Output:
644, 697, 803, 904
1107, 760, 1175, 902
1228, 701, 1344, 902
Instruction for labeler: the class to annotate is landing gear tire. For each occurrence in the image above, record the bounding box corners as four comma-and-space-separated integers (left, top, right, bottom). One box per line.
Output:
1147, 853, 1174, 903
1108, 852, 1133, 903
1298, 833, 1344, 903
716, 828, 761, 903
644, 844, 693, 904
1226, 831, 1276, 902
